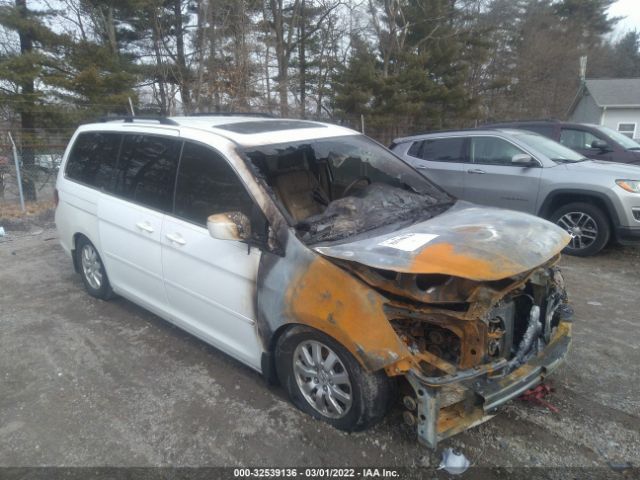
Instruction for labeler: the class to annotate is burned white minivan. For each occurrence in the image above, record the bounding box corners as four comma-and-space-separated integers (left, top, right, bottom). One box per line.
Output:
55, 116, 573, 448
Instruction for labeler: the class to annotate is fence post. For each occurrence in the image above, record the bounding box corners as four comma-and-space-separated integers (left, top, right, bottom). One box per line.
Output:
7, 132, 26, 213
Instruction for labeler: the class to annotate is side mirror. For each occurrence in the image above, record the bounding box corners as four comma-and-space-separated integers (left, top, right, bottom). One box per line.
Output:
511, 153, 536, 166
591, 139, 609, 151
207, 212, 251, 241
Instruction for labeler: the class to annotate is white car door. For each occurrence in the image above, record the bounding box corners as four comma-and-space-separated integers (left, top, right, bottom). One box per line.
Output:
161, 139, 263, 370
98, 131, 181, 314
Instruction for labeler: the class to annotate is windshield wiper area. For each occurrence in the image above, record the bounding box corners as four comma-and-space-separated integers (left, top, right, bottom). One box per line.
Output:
296, 183, 453, 244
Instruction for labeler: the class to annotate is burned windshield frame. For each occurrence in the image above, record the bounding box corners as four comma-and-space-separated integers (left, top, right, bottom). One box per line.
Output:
242, 134, 454, 243
243, 134, 452, 205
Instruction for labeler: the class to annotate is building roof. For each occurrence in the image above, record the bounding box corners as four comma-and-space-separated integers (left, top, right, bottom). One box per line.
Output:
584, 78, 640, 107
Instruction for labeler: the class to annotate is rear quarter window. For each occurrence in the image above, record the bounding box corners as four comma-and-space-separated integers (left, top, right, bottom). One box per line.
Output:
65, 132, 122, 190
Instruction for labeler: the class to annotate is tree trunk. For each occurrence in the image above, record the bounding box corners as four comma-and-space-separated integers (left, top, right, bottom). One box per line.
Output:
270, 0, 289, 116
173, 0, 191, 113
151, 17, 168, 115
298, 0, 306, 118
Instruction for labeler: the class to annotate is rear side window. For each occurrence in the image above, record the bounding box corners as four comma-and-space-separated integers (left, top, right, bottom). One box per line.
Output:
519, 125, 554, 138
65, 132, 122, 190
113, 135, 181, 212
407, 141, 423, 157
417, 138, 465, 163
174, 142, 254, 226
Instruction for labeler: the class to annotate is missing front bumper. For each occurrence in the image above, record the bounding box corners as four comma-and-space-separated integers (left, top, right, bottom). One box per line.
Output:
406, 321, 572, 449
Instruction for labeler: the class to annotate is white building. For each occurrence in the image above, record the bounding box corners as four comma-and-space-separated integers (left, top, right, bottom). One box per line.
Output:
567, 78, 640, 140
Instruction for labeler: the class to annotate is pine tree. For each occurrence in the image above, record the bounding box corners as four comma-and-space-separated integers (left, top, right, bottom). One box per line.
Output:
0, 0, 68, 199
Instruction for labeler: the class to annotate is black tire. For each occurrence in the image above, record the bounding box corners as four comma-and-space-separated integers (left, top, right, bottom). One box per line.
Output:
550, 202, 610, 257
75, 236, 114, 300
275, 325, 395, 432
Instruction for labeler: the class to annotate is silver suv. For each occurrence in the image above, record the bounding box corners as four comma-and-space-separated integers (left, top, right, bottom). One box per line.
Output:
391, 129, 640, 256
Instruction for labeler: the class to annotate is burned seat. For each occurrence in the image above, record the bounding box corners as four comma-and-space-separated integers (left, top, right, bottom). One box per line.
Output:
272, 157, 326, 222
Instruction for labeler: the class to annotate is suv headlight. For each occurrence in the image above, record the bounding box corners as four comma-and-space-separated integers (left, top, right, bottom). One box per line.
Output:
616, 179, 640, 193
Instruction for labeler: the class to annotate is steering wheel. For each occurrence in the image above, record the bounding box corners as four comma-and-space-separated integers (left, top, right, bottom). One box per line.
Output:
342, 176, 371, 197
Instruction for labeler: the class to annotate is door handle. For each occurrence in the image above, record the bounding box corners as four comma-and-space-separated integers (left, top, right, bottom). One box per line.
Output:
135, 221, 154, 233
166, 233, 186, 246
467, 168, 486, 174
415, 164, 428, 169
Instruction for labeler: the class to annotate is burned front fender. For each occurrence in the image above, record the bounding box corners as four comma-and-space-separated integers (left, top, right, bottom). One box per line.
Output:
256, 233, 412, 372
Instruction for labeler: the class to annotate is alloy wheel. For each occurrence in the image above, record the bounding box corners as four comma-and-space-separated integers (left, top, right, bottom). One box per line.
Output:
557, 211, 598, 251
81, 244, 103, 290
293, 340, 353, 419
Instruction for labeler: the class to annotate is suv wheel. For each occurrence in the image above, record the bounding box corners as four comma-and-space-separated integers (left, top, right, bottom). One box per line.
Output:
76, 236, 114, 300
550, 202, 610, 257
275, 326, 394, 432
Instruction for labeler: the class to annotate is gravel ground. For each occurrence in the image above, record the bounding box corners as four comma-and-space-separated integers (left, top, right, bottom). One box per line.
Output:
0, 221, 638, 478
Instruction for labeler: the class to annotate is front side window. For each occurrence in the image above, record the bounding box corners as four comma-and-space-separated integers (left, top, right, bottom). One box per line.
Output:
174, 142, 254, 226
469, 137, 526, 166
65, 132, 122, 190
560, 128, 601, 150
113, 135, 181, 212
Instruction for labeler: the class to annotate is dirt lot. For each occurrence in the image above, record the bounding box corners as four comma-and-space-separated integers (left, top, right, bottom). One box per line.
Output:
1, 221, 639, 477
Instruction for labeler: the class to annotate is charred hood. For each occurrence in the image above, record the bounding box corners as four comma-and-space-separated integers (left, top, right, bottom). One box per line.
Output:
314, 201, 571, 281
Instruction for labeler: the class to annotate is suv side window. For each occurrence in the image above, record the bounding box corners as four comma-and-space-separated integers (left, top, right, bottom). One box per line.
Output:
65, 132, 122, 190
409, 138, 465, 162
470, 136, 526, 166
560, 128, 601, 150
174, 141, 254, 227
114, 134, 181, 212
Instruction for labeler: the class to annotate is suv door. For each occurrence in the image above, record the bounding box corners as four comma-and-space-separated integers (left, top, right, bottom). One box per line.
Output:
161, 140, 264, 369
559, 127, 614, 161
98, 132, 181, 312
463, 135, 542, 213
399, 137, 466, 197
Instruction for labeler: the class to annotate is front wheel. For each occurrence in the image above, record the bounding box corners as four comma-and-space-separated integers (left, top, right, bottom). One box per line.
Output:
275, 326, 394, 432
550, 202, 610, 257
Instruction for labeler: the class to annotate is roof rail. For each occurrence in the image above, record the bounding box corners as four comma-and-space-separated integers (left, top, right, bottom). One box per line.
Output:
97, 115, 179, 126
189, 112, 275, 118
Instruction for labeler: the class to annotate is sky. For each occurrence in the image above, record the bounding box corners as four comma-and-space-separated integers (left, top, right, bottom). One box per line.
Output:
609, 0, 640, 38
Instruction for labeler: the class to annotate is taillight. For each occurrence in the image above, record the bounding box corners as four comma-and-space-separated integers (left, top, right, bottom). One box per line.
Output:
54, 188, 59, 207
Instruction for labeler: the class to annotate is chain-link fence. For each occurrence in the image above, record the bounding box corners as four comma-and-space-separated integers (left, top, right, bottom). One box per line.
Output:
0, 135, 66, 216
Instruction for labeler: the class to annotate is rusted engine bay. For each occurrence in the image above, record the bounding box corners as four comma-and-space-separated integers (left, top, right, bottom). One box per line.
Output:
339, 256, 569, 374
331, 256, 572, 447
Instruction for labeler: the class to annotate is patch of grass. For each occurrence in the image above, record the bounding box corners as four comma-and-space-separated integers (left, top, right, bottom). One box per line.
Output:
0, 200, 55, 219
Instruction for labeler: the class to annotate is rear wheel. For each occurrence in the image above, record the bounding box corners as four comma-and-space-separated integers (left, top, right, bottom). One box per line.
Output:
275, 326, 394, 432
75, 236, 114, 300
550, 202, 610, 257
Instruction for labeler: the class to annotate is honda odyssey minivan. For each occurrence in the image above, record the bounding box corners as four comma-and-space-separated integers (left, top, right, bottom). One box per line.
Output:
55, 115, 573, 449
